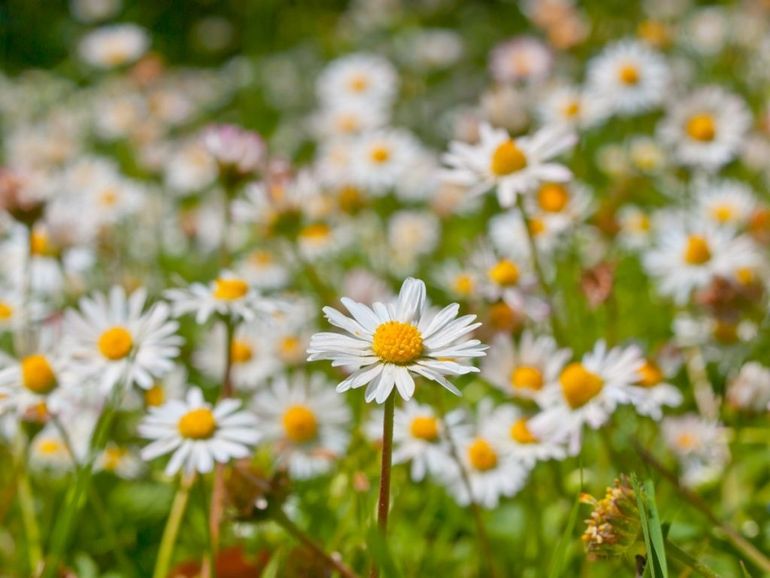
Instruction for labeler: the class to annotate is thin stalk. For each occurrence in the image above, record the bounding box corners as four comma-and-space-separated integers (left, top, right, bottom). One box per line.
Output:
153, 473, 196, 578
635, 444, 770, 573
274, 509, 360, 578
369, 392, 395, 578
665, 539, 721, 578
14, 434, 42, 574
515, 195, 563, 340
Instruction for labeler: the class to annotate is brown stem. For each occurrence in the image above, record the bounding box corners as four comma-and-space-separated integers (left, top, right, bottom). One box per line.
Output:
634, 444, 770, 573
275, 509, 360, 578
369, 392, 395, 578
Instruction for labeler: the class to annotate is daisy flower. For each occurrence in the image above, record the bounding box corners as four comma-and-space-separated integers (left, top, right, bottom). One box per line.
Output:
658, 86, 751, 171
202, 124, 266, 179
97, 443, 144, 479
538, 84, 605, 129
64, 287, 182, 392
351, 129, 422, 195
442, 400, 528, 508
316, 53, 398, 109
489, 36, 553, 85
695, 179, 756, 230
252, 373, 350, 480
441, 122, 576, 208
165, 271, 283, 324
727, 361, 770, 412
586, 39, 669, 116
486, 403, 567, 467
78, 24, 149, 69
307, 277, 487, 403
139, 387, 259, 476
481, 332, 570, 402
432, 261, 479, 301
391, 403, 468, 482
312, 100, 388, 139
629, 358, 683, 420
530, 341, 643, 455
661, 414, 730, 487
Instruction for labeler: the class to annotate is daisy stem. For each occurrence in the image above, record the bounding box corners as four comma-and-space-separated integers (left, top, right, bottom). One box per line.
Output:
369, 391, 395, 578
635, 443, 770, 573
274, 508, 360, 578
13, 433, 42, 575
515, 195, 564, 341
153, 473, 196, 578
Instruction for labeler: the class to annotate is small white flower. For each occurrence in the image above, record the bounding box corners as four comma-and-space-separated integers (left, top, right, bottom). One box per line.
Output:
628, 359, 683, 420
728, 362, 770, 412
489, 36, 553, 85
662, 414, 730, 487
351, 129, 422, 195
485, 403, 568, 467
139, 387, 259, 476
78, 24, 149, 69
317, 53, 398, 109
308, 277, 486, 403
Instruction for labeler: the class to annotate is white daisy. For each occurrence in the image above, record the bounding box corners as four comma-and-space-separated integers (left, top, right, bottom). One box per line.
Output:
586, 39, 669, 116
64, 287, 182, 392
489, 36, 553, 85
628, 358, 683, 420
165, 271, 283, 324
97, 443, 145, 479
727, 361, 770, 412
316, 53, 398, 109
78, 24, 149, 69
139, 387, 259, 476
481, 332, 570, 402
442, 122, 576, 208
658, 86, 751, 171
485, 403, 567, 467
351, 129, 421, 195
695, 179, 756, 229
661, 414, 730, 487
307, 277, 487, 403
530, 341, 643, 455
252, 373, 350, 480
538, 85, 605, 129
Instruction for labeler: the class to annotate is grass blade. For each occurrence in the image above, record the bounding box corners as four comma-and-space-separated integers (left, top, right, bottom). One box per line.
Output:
547, 494, 581, 578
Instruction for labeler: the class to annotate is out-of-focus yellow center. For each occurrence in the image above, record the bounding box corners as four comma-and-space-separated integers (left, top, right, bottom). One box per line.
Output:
372, 321, 423, 365
685, 114, 716, 142
675, 432, 697, 451
510, 418, 538, 444
0, 302, 14, 320
300, 223, 331, 240
563, 100, 581, 118
529, 218, 546, 237
410, 415, 439, 441
560, 362, 604, 409
453, 274, 475, 296
488, 259, 520, 286
230, 339, 253, 364
490, 140, 527, 176
510, 365, 544, 391
467, 437, 498, 471
144, 384, 166, 407
21, 355, 57, 394
282, 404, 318, 443
38, 438, 65, 456
538, 183, 570, 213
103, 446, 128, 471
178, 408, 217, 440
213, 278, 249, 300
369, 145, 391, 164
338, 185, 364, 213
348, 74, 369, 93
618, 63, 640, 85
98, 326, 133, 360
488, 302, 518, 332
735, 267, 755, 285
638, 360, 663, 388
711, 204, 734, 223
30, 230, 51, 256
683, 235, 711, 265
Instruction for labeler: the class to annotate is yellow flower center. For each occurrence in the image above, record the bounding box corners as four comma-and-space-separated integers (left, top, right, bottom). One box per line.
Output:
0, 301, 14, 320
675, 432, 697, 451
178, 408, 217, 440
300, 223, 331, 241
538, 183, 570, 213
685, 114, 716, 142
467, 437, 498, 471
250, 250, 272, 266
213, 278, 249, 300
372, 321, 423, 365
529, 218, 546, 237
279, 336, 301, 360
683, 235, 711, 265
490, 140, 528, 176
410, 415, 439, 441
453, 273, 475, 296
618, 63, 640, 85
144, 384, 166, 407
711, 204, 734, 223
100, 188, 119, 207
38, 438, 65, 456
282, 404, 318, 443
510, 365, 544, 391
338, 185, 364, 213
488, 259, 520, 287
735, 267, 755, 285
638, 361, 663, 388
369, 145, 391, 164
21, 355, 57, 394
563, 100, 581, 118
98, 326, 133, 360
348, 73, 369, 93
488, 302, 518, 332
510, 418, 538, 444
560, 362, 604, 409
30, 230, 51, 256
230, 339, 253, 364
630, 214, 651, 232
337, 113, 360, 133
103, 446, 127, 471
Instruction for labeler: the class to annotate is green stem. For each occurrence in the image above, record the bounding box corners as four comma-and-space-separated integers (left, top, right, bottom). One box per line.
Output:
665, 539, 721, 578
369, 392, 395, 578
153, 473, 196, 578
14, 434, 42, 574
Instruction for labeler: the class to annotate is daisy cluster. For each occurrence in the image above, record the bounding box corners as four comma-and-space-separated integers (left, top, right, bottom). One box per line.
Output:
2, 0, 770, 575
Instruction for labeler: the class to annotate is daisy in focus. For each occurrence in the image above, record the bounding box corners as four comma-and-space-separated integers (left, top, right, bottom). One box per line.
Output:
139, 387, 259, 476
307, 277, 487, 403
441, 122, 576, 208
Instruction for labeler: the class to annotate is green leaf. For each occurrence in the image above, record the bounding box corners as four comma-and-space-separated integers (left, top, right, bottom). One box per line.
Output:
631, 474, 668, 578
547, 495, 581, 578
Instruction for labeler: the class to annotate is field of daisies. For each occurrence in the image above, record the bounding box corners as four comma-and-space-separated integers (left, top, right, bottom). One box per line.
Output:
4, 0, 770, 576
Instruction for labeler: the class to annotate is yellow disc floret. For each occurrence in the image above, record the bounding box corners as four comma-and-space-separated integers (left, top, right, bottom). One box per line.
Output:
638, 361, 663, 388
685, 114, 716, 142
618, 63, 640, 85
372, 321, 424, 365
21, 354, 57, 394
488, 259, 520, 287
683, 235, 711, 265
510, 418, 538, 444
490, 140, 527, 176
560, 362, 604, 409
98, 326, 133, 360
538, 183, 570, 213
282, 404, 318, 443
144, 384, 166, 407
178, 408, 217, 440
410, 416, 439, 441
213, 278, 249, 300
467, 437, 498, 471
510, 365, 544, 391
230, 339, 253, 364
